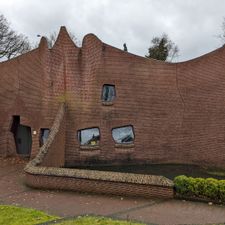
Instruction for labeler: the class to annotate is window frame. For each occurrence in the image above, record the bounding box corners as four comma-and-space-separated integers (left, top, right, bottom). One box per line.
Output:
77, 127, 101, 148
101, 84, 116, 104
111, 125, 135, 146
39, 128, 50, 147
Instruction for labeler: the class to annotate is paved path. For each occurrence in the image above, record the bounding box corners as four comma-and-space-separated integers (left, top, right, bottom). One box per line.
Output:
1, 157, 225, 225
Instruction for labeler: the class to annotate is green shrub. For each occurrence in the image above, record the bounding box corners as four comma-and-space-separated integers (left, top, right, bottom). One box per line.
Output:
203, 178, 219, 199
174, 175, 189, 195
218, 180, 225, 201
188, 177, 205, 196
174, 175, 225, 202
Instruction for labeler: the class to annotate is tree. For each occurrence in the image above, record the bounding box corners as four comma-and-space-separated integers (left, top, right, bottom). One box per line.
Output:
146, 33, 179, 61
0, 14, 31, 60
218, 17, 225, 44
40, 31, 80, 48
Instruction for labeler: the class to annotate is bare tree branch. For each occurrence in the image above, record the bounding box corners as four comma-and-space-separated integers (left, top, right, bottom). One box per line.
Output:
43, 30, 80, 48
0, 14, 31, 60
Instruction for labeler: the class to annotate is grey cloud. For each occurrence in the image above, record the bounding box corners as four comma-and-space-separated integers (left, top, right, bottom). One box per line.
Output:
0, 0, 224, 61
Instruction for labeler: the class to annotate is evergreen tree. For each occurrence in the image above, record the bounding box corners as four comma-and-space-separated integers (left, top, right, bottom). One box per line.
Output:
146, 33, 179, 61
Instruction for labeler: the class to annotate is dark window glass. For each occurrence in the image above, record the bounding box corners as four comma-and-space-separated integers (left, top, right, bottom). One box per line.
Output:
102, 84, 116, 102
40, 128, 50, 147
112, 126, 134, 144
10, 115, 20, 134
78, 128, 100, 146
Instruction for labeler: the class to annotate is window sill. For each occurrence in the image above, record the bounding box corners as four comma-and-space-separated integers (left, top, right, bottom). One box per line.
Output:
102, 101, 114, 106
115, 144, 135, 153
114, 143, 134, 148
79, 145, 100, 150
79, 149, 101, 156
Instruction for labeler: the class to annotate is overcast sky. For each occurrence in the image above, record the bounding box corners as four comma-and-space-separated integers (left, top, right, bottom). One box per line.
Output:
0, 0, 224, 62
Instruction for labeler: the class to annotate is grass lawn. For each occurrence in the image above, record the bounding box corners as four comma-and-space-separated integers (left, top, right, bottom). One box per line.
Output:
0, 205, 59, 225
56, 216, 145, 225
0, 205, 145, 225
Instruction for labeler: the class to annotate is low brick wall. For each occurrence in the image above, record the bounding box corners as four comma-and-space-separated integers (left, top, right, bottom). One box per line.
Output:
25, 164, 174, 199
25, 172, 174, 199
24, 103, 174, 199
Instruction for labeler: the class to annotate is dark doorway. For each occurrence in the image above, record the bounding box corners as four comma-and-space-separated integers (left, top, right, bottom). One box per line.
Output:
10, 116, 32, 156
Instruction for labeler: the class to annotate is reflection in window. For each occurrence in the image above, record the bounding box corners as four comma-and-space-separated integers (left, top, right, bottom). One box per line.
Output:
78, 128, 100, 146
112, 126, 134, 144
102, 84, 116, 102
40, 128, 50, 147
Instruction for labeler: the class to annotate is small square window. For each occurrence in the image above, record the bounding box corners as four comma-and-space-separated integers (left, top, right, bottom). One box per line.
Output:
102, 84, 116, 102
78, 127, 100, 146
40, 128, 50, 147
112, 125, 134, 144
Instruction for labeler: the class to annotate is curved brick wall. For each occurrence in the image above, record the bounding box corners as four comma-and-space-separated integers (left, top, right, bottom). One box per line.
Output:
0, 29, 68, 157
1, 26, 225, 168
24, 102, 174, 199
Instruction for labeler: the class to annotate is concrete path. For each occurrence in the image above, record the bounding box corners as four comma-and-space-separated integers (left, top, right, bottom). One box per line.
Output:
1, 157, 225, 225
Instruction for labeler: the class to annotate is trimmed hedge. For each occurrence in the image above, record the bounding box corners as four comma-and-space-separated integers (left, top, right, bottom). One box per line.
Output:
174, 175, 225, 202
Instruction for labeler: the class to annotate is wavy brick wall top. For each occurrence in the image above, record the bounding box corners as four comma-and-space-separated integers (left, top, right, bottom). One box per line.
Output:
1, 26, 225, 168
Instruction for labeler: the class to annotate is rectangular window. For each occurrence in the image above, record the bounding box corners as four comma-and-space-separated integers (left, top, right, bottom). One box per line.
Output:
40, 128, 50, 147
102, 84, 116, 102
78, 127, 100, 146
112, 125, 134, 144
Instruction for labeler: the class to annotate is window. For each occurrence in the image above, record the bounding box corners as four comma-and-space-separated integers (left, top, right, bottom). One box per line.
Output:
112, 126, 134, 144
78, 128, 100, 146
40, 128, 50, 147
10, 115, 20, 134
102, 84, 116, 102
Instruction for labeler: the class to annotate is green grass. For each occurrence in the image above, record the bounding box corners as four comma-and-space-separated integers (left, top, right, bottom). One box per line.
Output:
0, 205, 59, 225
57, 216, 145, 225
0, 205, 145, 225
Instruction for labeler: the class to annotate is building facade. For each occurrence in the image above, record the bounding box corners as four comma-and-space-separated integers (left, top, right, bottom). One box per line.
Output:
1, 27, 225, 168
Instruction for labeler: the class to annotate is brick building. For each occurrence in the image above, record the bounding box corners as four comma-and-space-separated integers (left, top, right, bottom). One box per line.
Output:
1, 26, 225, 169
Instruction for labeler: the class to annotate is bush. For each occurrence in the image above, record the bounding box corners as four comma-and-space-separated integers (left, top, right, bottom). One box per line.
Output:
218, 180, 225, 201
188, 177, 206, 196
174, 175, 190, 195
174, 175, 225, 202
203, 178, 219, 199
